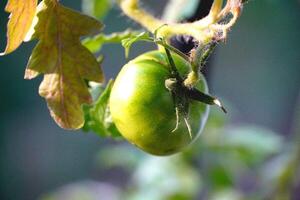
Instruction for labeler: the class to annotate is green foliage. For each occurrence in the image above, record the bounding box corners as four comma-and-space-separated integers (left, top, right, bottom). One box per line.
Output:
38, 103, 293, 199
2, 0, 299, 199
83, 29, 143, 53
0, 0, 249, 131
83, 80, 121, 138
80, 108, 284, 199
121, 32, 151, 58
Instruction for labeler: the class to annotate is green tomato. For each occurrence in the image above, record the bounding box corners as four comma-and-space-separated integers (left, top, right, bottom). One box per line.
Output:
109, 51, 209, 156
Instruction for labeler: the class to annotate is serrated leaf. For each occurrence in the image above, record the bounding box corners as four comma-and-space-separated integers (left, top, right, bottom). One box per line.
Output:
82, 0, 111, 19
121, 32, 151, 58
83, 29, 143, 53
25, 0, 104, 129
1, 0, 37, 55
83, 80, 122, 138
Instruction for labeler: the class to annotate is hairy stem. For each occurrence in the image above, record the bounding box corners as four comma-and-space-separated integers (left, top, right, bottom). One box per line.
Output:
119, 0, 241, 43
208, 0, 223, 21
119, 0, 244, 86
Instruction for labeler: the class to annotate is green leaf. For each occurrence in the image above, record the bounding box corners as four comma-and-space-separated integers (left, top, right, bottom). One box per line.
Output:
24, 0, 104, 129
83, 29, 142, 53
1, 0, 37, 55
116, 29, 189, 62
82, 0, 111, 19
83, 80, 122, 138
121, 32, 151, 58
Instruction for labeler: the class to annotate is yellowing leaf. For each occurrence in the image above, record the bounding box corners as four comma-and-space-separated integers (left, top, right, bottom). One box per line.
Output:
25, 0, 104, 129
1, 0, 37, 55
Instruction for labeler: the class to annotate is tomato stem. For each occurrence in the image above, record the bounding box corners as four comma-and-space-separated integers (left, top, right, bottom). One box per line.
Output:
164, 47, 183, 81
164, 47, 227, 114
184, 42, 217, 87
150, 37, 190, 62
119, 0, 243, 43
120, 0, 244, 87
197, 42, 217, 71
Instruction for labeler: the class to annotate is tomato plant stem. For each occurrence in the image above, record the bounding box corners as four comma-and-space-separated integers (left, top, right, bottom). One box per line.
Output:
164, 47, 183, 81
119, 0, 244, 86
119, 0, 243, 43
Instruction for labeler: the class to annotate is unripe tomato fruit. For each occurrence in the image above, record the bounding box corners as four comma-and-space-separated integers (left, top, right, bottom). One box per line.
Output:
110, 51, 209, 155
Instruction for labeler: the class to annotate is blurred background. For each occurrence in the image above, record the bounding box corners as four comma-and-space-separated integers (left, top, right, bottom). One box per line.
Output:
0, 0, 300, 199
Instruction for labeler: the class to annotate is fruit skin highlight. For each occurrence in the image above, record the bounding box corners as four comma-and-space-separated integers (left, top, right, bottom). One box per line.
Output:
109, 51, 209, 155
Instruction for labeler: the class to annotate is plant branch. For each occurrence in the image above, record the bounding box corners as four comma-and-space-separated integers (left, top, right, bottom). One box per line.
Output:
208, 0, 224, 22
119, 0, 242, 43
184, 42, 217, 87
119, 0, 244, 87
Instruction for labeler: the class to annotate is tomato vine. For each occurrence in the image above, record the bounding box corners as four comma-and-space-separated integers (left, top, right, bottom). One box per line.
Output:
1, 0, 246, 152
3, 1, 300, 199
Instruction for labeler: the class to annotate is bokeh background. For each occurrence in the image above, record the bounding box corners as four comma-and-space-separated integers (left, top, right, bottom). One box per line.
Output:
0, 0, 300, 199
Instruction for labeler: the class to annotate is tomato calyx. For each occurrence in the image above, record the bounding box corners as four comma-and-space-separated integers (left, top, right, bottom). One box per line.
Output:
165, 77, 192, 138
165, 76, 226, 138
164, 47, 227, 113
164, 47, 227, 138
